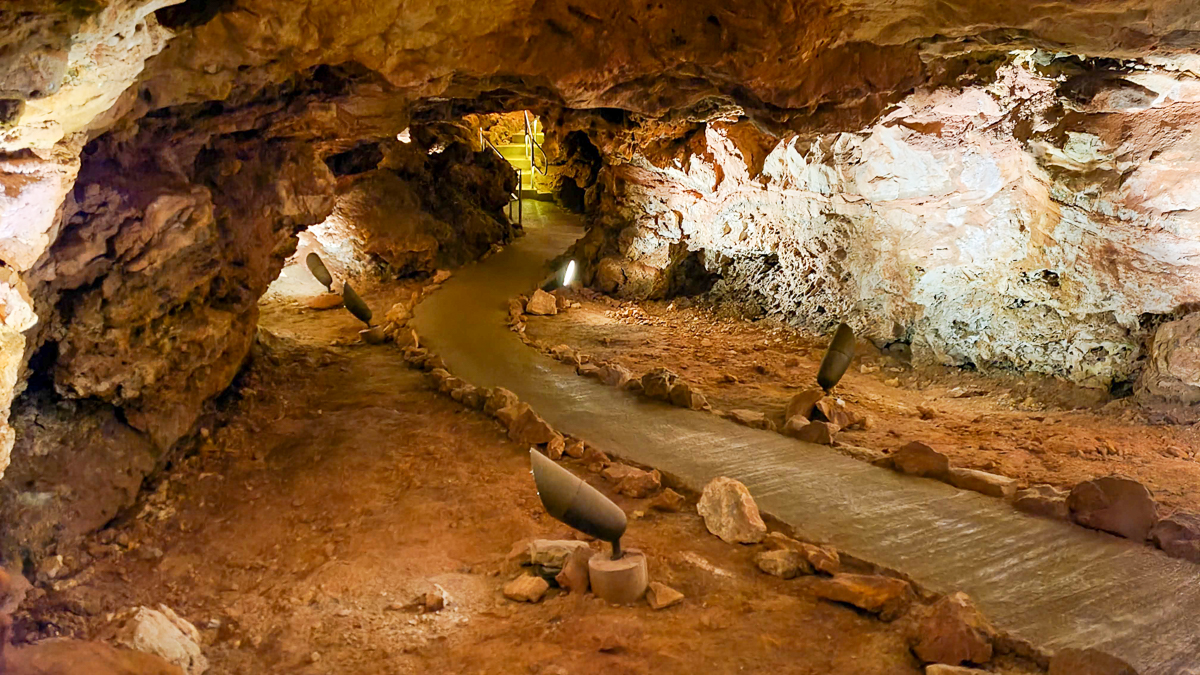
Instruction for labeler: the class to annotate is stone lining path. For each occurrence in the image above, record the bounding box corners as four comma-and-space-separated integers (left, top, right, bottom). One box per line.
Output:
414, 201, 1200, 674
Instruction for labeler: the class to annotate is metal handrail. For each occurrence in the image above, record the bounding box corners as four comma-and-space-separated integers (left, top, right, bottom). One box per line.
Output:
479, 130, 522, 226
523, 111, 548, 175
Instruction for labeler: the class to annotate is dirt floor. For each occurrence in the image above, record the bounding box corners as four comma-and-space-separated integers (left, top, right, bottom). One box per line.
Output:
524, 293, 1200, 515
10, 272, 1050, 675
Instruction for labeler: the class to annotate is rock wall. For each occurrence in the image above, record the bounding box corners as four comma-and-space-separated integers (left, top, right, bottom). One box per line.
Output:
570, 56, 1200, 390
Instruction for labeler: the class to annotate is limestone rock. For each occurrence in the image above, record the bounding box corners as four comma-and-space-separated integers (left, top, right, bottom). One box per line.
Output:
1067, 476, 1158, 541
649, 488, 686, 512
807, 574, 914, 621
669, 381, 709, 410
1150, 511, 1200, 563
485, 387, 520, 416
763, 533, 840, 575
1137, 314, 1200, 404
564, 439, 587, 458
555, 546, 594, 593
725, 409, 777, 432
529, 540, 592, 569
494, 404, 522, 430
785, 388, 825, 422
813, 399, 853, 428
911, 592, 995, 666
107, 605, 207, 675
646, 582, 684, 610
509, 406, 558, 446
1048, 648, 1138, 675
526, 289, 558, 316
696, 476, 767, 545
890, 442, 951, 480
784, 419, 837, 445
305, 293, 344, 310
504, 575, 549, 603
754, 549, 812, 579
641, 368, 679, 400
1014, 485, 1071, 520
616, 467, 662, 498
6, 640, 183, 675
599, 363, 634, 388
947, 468, 1018, 499
545, 434, 566, 460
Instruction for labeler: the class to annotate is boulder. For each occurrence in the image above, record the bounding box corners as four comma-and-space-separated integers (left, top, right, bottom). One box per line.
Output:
947, 468, 1018, 499
649, 488, 686, 512
1151, 511, 1200, 563
509, 406, 558, 446
669, 381, 709, 410
725, 409, 777, 432
1048, 648, 1138, 675
484, 387, 519, 415
646, 582, 684, 610
1014, 485, 1071, 520
785, 388, 825, 423
784, 419, 837, 445
911, 592, 995, 666
807, 574, 914, 621
696, 476, 767, 544
526, 289, 558, 316
641, 368, 679, 400
107, 605, 207, 675
1067, 476, 1158, 541
503, 574, 549, 603
890, 442, 951, 480
754, 549, 812, 579
599, 363, 634, 388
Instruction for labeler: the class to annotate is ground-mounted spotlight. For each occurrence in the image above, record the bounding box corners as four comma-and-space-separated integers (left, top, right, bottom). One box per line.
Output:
529, 449, 648, 604
817, 322, 856, 393
341, 282, 385, 344
539, 259, 579, 292
306, 252, 333, 291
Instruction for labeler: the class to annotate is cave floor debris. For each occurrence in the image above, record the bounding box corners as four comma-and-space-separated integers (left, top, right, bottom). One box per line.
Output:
414, 201, 1200, 675
19, 274, 942, 674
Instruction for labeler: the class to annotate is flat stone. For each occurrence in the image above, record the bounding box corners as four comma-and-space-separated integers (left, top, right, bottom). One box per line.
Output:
1150, 511, 1200, 563
813, 399, 853, 427
784, 419, 837, 445
785, 388, 825, 422
891, 441, 951, 480
646, 581, 684, 610
669, 381, 709, 410
755, 549, 812, 579
911, 591, 995, 666
697, 476, 767, 544
525, 289, 558, 316
503, 574, 549, 603
423, 589, 445, 612
1048, 648, 1139, 675
529, 539, 592, 569
762, 533, 839, 574
649, 488, 686, 512
807, 573, 913, 621
725, 409, 777, 432
1014, 485, 1071, 520
1068, 476, 1158, 541
576, 362, 602, 378
305, 293, 344, 310
484, 387, 519, 415
641, 368, 679, 400
947, 468, 1018, 499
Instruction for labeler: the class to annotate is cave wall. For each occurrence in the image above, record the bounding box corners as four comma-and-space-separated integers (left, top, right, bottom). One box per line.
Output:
572, 56, 1200, 389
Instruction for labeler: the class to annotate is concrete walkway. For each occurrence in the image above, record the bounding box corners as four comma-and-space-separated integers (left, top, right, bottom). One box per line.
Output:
414, 201, 1200, 675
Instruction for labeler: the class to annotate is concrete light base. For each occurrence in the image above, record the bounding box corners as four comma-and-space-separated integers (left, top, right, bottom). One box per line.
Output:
588, 549, 648, 604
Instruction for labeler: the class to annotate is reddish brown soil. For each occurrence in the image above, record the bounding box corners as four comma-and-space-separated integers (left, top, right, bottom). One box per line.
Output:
524, 294, 1200, 514
10, 279, 1048, 675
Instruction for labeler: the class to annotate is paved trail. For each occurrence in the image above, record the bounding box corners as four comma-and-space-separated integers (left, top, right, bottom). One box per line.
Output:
415, 201, 1200, 674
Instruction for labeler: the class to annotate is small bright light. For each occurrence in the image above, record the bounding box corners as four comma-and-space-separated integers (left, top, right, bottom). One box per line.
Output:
564, 260, 577, 286
397, 128, 411, 143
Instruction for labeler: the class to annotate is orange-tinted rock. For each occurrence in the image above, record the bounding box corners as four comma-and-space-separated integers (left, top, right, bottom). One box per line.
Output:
1068, 476, 1158, 541
911, 592, 996, 666
808, 573, 914, 621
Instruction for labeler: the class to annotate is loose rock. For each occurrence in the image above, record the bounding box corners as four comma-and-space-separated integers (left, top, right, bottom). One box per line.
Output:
649, 488, 686, 512
762, 533, 840, 574
529, 540, 592, 569
1150, 511, 1200, 563
509, 406, 558, 445
725, 409, 777, 432
641, 368, 678, 400
1014, 485, 1071, 520
484, 387, 519, 416
616, 467, 662, 498
911, 592, 995, 666
645, 582, 684, 610
785, 388, 825, 423
526, 289, 558, 316
754, 549, 811, 579
503, 575, 549, 603
564, 439, 587, 459
696, 476, 767, 544
107, 605, 208, 675
890, 441, 951, 480
1067, 476, 1158, 541
305, 293, 344, 310
807, 574, 913, 621
669, 381, 709, 410
784, 419, 837, 445
947, 468, 1018, 499
545, 434, 566, 460
599, 363, 634, 388
555, 546, 594, 593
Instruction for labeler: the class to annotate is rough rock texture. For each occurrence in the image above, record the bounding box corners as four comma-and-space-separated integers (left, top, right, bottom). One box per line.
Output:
755, 549, 812, 579
645, 581, 684, 610
1014, 485, 1071, 521
1137, 314, 1200, 404
911, 592, 996, 666
1150, 511, 1200, 563
1067, 476, 1159, 541
6, 639, 183, 675
696, 476, 767, 545
807, 573, 913, 621
106, 605, 207, 675
504, 574, 549, 603
890, 442, 952, 480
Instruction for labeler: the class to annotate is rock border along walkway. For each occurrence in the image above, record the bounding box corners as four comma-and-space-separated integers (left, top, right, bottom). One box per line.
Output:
413, 201, 1200, 675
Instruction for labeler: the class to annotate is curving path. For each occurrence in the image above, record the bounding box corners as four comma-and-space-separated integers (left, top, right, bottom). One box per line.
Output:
414, 201, 1200, 674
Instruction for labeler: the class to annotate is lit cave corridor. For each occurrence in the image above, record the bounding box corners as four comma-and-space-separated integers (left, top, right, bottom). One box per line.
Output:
1, 1, 1200, 673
